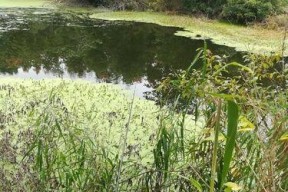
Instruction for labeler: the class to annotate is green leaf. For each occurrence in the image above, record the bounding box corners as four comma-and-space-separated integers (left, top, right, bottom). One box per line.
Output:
220, 101, 239, 188
279, 133, 288, 141
201, 41, 208, 79
238, 116, 255, 132
187, 49, 203, 73
213, 62, 254, 77
207, 93, 240, 100
190, 178, 203, 192
224, 182, 242, 191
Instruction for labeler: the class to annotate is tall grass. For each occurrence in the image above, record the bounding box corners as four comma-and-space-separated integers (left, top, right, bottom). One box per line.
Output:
155, 43, 287, 191
0, 43, 287, 191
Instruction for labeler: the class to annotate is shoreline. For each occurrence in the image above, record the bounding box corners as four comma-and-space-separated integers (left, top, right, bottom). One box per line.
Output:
90, 11, 288, 56
0, 0, 287, 56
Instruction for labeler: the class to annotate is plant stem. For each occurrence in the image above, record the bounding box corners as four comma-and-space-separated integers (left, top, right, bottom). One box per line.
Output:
209, 99, 222, 192
115, 87, 136, 192
281, 27, 287, 72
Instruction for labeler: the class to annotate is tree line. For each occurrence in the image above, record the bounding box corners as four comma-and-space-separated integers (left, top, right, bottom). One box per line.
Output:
66, 0, 288, 24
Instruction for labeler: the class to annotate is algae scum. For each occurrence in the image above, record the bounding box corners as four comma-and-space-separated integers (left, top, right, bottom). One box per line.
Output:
0, 8, 244, 96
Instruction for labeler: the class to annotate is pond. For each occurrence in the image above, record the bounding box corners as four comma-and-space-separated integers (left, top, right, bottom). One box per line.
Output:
0, 8, 244, 97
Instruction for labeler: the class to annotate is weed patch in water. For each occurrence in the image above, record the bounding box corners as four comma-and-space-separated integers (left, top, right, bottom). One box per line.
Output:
0, 78, 203, 191
0, 0, 52, 8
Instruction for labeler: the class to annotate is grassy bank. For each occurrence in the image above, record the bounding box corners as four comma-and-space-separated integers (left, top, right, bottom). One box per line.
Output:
90, 11, 288, 56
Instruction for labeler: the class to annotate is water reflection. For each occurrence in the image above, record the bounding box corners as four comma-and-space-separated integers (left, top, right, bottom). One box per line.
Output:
0, 8, 244, 97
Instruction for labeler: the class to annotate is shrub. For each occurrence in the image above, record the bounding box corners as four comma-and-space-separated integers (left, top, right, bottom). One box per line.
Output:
54, 0, 288, 23
181, 0, 227, 17
156, 47, 288, 191
222, 0, 287, 24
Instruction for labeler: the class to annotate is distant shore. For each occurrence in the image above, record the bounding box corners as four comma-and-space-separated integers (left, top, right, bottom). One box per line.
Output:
0, 0, 287, 56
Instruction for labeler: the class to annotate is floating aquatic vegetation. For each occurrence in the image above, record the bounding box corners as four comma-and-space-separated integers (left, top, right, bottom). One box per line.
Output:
0, 78, 203, 191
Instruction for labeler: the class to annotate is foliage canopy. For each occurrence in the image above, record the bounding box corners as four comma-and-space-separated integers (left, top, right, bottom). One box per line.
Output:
61, 0, 288, 24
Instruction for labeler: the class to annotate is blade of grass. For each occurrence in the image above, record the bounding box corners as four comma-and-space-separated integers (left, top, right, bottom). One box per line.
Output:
115, 86, 136, 192
220, 100, 239, 189
201, 41, 208, 80
209, 99, 222, 192
187, 49, 203, 73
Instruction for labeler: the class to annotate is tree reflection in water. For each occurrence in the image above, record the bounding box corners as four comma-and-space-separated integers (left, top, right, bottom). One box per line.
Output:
0, 8, 244, 97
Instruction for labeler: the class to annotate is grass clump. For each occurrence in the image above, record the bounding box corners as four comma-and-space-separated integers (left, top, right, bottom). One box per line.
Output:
155, 46, 288, 191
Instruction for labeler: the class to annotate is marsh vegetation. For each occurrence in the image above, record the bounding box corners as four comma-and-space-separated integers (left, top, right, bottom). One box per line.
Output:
0, 1, 287, 191
0, 49, 287, 191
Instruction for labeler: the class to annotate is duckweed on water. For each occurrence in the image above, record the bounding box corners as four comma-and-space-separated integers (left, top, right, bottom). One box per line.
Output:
0, 78, 204, 191
0, 0, 51, 8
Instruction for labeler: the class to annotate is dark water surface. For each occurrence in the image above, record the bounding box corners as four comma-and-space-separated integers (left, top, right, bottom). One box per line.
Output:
0, 8, 244, 97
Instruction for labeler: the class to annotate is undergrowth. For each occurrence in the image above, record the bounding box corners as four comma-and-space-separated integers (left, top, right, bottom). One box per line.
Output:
0, 44, 287, 191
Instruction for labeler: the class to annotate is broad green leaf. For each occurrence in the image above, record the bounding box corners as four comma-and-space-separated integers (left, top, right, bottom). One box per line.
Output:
190, 178, 203, 192
220, 101, 239, 188
207, 93, 241, 100
279, 133, 288, 141
224, 182, 242, 191
204, 133, 226, 142
238, 116, 255, 132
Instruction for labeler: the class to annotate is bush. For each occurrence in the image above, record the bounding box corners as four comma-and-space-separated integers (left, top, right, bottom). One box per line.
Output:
181, 0, 227, 17
222, 0, 282, 24
56, 0, 150, 10
55, 0, 287, 24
